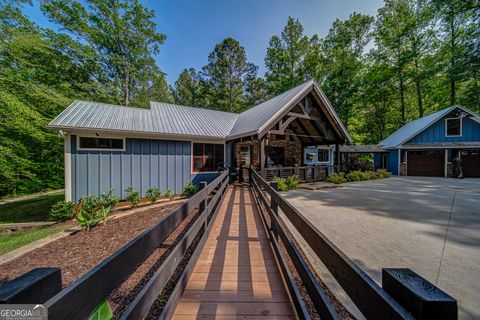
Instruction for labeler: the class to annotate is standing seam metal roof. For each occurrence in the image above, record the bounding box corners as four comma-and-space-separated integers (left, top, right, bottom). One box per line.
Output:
378, 105, 480, 148
47, 80, 350, 141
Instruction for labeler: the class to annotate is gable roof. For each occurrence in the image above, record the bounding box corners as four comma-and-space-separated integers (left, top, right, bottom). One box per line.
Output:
48, 80, 351, 142
378, 105, 480, 149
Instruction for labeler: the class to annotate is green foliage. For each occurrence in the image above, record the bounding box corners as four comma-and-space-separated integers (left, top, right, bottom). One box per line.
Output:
163, 188, 174, 200
326, 173, 348, 184
48, 200, 75, 221
125, 186, 140, 207
201, 37, 259, 113
182, 183, 198, 198
326, 170, 391, 184
0, 226, 66, 255
376, 169, 391, 178
273, 177, 289, 191
286, 176, 299, 190
99, 189, 119, 209
75, 192, 116, 231
88, 299, 113, 320
145, 187, 161, 203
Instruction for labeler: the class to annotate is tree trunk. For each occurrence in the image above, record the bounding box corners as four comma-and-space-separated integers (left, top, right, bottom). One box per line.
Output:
124, 69, 130, 106
449, 6, 456, 105
414, 59, 424, 117
399, 71, 406, 123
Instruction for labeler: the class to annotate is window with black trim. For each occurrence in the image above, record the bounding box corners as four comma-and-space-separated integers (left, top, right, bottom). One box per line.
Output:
79, 137, 124, 150
446, 118, 461, 137
192, 143, 224, 172
266, 147, 284, 166
317, 149, 329, 163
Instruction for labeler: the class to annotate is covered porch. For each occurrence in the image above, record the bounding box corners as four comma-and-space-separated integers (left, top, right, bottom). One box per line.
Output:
226, 83, 351, 182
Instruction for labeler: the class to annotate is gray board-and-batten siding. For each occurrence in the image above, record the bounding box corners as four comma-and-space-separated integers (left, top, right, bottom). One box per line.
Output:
70, 135, 219, 202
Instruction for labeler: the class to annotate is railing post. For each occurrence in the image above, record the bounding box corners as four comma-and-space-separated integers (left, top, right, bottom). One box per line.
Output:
0, 268, 61, 304
198, 181, 208, 222
269, 182, 279, 239
382, 268, 457, 320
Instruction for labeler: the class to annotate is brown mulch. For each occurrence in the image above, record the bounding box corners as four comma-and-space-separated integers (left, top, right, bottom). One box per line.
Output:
109, 209, 199, 317
0, 203, 180, 287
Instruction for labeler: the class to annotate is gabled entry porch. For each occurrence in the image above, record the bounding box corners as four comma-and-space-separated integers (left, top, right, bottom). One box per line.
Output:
226, 81, 351, 182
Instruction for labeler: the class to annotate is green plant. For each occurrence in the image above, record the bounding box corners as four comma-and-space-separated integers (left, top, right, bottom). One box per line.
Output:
376, 169, 391, 178
145, 187, 161, 203
163, 188, 174, 200
89, 299, 113, 320
48, 200, 75, 221
182, 183, 198, 198
76, 196, 102, 231
326, 173, 347, 184
273, 177, 289, 191
345, 171, 369, 182
99, 189, 119, 209
286, 176, 299, 190
125, 186, 140, 207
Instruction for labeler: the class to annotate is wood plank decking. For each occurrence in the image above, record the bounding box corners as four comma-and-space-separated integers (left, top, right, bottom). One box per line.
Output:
172, 184, 297, 319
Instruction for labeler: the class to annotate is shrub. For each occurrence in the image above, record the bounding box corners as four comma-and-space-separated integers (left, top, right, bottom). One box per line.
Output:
75, 193, 117, 231
163, 188, 174, 200
145, 187, 161, 203
326, 173, 347, 184
99, 189, 119, 208
125, 186, 140, 207
48, 200, 75, 221
286, 176, 299, 190
345, 171, 369, 182
376, 169, 391, 178
273, 177, 289, 191
76, 195, 102, 231
183, 183, 198, 198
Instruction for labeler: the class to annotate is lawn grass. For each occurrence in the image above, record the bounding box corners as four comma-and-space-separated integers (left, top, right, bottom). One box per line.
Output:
0, 226, 66, 255
0, 192, 65, 223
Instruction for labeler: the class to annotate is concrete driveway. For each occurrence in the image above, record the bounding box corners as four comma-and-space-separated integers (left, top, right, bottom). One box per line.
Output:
283, 177, 480, 320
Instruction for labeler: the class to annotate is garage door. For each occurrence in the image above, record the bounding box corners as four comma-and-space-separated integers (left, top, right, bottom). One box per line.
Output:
407, 151, 445, 177
462, 150, 480, 178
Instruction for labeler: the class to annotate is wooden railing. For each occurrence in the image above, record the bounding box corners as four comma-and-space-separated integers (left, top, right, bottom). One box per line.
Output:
263, 166, 328, 182
43, 170, 229, 320
250, 169, 422, 320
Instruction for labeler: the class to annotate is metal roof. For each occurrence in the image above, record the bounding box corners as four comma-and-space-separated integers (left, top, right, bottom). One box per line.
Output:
48, 80, 351, 142
339, 145, 387, 153
378, 106, 457, 149
48, 100, 238, 139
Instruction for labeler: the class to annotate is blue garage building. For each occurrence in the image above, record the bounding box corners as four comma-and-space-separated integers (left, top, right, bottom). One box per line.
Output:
374, 105, 480, 177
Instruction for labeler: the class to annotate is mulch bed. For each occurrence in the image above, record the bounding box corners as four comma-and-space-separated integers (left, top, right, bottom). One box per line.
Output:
0, 203, 180, 287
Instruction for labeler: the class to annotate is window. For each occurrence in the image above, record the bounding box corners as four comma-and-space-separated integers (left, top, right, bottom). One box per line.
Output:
446, 118, 462, 137
192, 143, 224, 172
266, 147, 284, 167
78, 137, 124, 150
317, 148, 330, 163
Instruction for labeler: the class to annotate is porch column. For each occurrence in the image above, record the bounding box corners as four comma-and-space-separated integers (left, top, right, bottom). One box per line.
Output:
335, 143, 340, 173
259, 138, 265, 177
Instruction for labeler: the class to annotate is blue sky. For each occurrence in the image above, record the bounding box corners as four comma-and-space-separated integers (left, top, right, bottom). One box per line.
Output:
23, 0, 384, 84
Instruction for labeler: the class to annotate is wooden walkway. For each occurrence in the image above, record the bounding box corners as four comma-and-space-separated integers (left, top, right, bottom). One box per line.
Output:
172, 184, 297, 319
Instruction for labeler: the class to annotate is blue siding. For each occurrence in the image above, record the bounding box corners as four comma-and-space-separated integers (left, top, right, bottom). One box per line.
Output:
408, 116, 480, 144
373, 153, 383, 171
387, 150, 399, 175
71, 136, 192, 202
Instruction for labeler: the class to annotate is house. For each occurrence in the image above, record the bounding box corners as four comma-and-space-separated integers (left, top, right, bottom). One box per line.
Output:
47, 80, 351, 202
373, 105, 480, 177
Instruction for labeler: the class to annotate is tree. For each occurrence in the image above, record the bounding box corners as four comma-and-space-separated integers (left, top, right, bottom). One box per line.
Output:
201, 37, 258, 112
171, 68, 204, 107
321, 12, 374, 128
41, 0, 168, 106
244, 77, 270, 107
265, 17, 320, 94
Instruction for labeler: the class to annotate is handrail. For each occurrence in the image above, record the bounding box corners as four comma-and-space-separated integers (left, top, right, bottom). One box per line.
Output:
250, 169, 414, 320
45, 170, 229, 320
